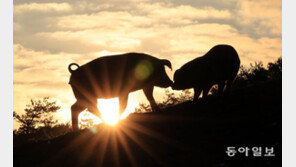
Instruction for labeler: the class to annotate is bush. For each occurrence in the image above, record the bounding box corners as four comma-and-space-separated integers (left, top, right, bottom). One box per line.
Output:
13, 97, 73, 143
234, 58, 282, 88
13, 97, 61, 134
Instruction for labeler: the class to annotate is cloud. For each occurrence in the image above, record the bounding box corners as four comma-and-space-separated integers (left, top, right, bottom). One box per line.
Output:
14, 2, 72, 14
236, 0, 282, 37
13, 1, 235, 54
55, 3, 231, 29
54, 11, 152, 30
136, 3, 232, 22
13, 22, 22, 32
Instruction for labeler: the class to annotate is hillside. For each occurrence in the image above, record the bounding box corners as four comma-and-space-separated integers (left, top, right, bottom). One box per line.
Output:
14, 80, 281, 167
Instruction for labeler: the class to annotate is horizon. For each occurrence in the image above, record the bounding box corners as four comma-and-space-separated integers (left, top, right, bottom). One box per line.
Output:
13, 0, 282, 129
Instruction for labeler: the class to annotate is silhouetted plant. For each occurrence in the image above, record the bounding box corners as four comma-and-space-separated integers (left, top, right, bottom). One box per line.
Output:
241, 62, 268, 82
79, 111, 96, 129
134, 103, 152, 113
13, 97, 60, 134
267, 58, 282, 80
161, 89, 192, 106
234, 57, 282, 88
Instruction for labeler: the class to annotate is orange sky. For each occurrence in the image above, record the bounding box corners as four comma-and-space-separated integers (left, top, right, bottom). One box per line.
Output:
13, 0, 282, 129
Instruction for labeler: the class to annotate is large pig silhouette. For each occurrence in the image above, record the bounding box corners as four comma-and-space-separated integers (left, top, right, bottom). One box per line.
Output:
68, 53, 173, 130
172, 44, 240, 101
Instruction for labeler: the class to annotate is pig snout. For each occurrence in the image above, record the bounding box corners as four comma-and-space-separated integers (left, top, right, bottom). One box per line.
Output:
156, 72, 173, 88
171, 69, 190, 90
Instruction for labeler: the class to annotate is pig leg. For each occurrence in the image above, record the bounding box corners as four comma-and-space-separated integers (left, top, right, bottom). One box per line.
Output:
143, 86, 159, 112
193, 87, 202, 102
225, 78, 234, 96
87, 100, 102, 120
71, 101, 87, 131
119, 94, 129, 115
218, 81, 226, 98
202, 85, 211, 99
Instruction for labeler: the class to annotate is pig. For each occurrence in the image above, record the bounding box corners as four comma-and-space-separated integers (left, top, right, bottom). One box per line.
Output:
68, 52, 173, 130
171, 44, 240, 101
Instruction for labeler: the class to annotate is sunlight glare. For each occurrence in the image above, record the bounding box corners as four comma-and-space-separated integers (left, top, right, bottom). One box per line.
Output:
98, 98, 120, 125
79, 97, 137, 127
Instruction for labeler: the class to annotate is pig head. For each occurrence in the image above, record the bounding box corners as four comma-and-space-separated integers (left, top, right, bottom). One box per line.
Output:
172, 61, 209, 90
172, 44, 240, 101
68, 52, 173, 130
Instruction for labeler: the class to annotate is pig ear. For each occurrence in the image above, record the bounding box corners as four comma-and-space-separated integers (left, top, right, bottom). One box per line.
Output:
161, 59, 172, 70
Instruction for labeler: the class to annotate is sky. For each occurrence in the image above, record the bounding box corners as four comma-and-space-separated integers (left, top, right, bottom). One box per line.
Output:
13, 0, 282, 129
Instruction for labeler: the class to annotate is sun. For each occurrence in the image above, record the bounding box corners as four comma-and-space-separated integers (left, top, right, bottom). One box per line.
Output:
78, 97, 136, 127
97, 98, 120, 125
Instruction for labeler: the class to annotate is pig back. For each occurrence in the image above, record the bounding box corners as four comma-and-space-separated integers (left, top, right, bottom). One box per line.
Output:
203, 45, 240, 83
69, 53, 163, 98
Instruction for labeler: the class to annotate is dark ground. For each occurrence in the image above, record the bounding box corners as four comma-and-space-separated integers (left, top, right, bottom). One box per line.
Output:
14, 80, 281, 167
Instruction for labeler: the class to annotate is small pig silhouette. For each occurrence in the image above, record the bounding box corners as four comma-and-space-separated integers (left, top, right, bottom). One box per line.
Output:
172, 44, 240, 101
68, 52, 173, 130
